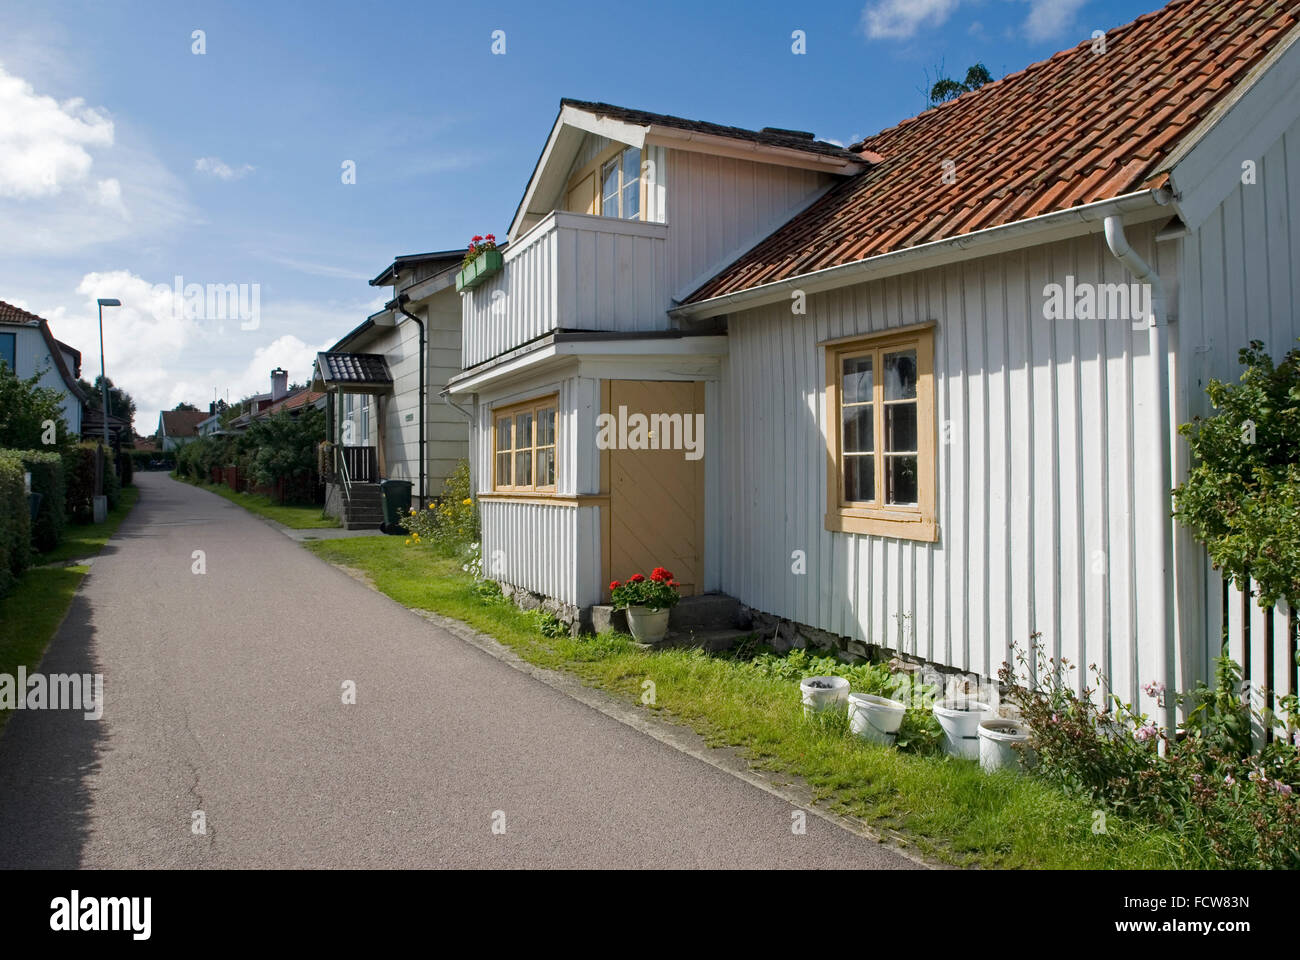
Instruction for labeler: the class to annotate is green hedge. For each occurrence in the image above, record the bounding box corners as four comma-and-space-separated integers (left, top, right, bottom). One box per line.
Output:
63, 444, 120, 522
0, 451, 31, 599
14, 450, 65, 552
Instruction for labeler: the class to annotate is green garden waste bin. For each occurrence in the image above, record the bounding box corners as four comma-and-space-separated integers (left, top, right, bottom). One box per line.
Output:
380, 479, 413, 533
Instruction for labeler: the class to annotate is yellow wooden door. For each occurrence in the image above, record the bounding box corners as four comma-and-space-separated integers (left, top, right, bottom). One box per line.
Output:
566, 172, 596, 215
608, 381, 704, 597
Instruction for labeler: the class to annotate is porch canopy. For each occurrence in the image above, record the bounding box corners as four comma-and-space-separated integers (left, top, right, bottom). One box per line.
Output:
312, 351, 394, 483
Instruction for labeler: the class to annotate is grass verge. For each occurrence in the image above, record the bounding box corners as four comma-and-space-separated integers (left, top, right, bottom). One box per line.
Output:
2, 485, 139, 731
304, 535, 1186, 869
177, 476, 339, 529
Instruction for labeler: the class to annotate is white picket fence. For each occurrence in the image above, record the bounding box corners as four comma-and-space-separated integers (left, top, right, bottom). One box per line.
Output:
1204, 565, 1299, 746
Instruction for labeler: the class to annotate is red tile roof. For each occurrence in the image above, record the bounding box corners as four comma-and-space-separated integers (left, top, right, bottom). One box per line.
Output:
159, 409, 209, 437
688, 0, 1300, 303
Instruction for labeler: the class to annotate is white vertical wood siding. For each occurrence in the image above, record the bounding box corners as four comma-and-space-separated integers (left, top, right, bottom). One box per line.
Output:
461, 212, 670, 368
663, 148, 834, 298
473, 375, 605, 608
481, 499, 577, 605
720, 225, 1176, 704
1178, 108, 1300, 694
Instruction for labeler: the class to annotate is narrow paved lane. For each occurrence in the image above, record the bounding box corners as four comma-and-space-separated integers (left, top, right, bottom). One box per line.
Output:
0, 473, 910, 869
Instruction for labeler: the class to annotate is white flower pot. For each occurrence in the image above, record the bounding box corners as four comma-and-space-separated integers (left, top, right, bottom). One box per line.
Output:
800, 676, 850, 717
626, 606, 670, 644
848, 693, 907, 746
932, 699, 993, 759
978, 718, 1033, 774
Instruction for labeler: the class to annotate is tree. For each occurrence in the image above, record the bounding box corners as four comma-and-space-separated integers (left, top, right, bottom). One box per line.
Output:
173, 402, 199, 412
0, 364, 73, 449
78, 375, 138, 433
926, 62, 993, 107
1174, 339, 1300, 610
243, 406, 325, 501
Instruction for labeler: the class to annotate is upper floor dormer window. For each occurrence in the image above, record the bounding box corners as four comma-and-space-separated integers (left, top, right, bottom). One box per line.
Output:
600, 146, 642, 220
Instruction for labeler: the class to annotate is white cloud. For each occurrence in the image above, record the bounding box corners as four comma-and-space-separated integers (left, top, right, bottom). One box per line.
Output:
0, 63, 192, 254
0, 62, 113, 198
860, 0, 1091, 42
1020, 0, 1088, 42
195, 156, 254, 181
31, 269, 373, 431
861, 0, 961, 39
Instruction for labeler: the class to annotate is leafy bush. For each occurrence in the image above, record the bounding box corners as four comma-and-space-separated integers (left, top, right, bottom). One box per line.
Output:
14, 450, 66, 552
0, 451, 31, 598
400, 460, 479, 549
1001, 640, 1299, 868
0, 364, 73, 449
62, 444, 119, 522
1175, 339, 1300, 609
245, 407, 324, 495
117, 450, 134, 487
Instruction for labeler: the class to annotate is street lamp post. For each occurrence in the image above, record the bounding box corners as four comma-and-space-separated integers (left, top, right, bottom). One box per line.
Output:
94, 298, 121, 522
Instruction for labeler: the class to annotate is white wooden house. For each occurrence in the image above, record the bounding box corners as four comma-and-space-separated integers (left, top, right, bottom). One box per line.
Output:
0, 300, 87, 437
314, 251, 467, 527
448, 0, 1300, 728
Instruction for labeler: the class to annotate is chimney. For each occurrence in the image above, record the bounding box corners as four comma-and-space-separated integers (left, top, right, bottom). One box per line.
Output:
271, 367, 288, 401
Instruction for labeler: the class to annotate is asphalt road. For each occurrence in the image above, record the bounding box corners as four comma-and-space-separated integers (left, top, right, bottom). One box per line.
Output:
0, 472, 911, 869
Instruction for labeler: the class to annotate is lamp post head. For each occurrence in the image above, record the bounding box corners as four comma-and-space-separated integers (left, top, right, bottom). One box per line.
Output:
97, 298, 121, 307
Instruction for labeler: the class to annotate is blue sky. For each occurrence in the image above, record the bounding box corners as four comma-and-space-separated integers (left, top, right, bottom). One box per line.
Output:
1, 0, 1160, 430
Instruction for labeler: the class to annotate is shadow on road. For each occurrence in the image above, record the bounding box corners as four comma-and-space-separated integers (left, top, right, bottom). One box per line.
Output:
0, 585, 106, 867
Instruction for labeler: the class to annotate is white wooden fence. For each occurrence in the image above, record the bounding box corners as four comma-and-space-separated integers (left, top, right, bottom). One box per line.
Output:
1206, 565, 1299, 746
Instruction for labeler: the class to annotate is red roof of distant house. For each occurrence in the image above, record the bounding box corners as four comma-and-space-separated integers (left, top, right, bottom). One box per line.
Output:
0, 299, 88, 400
256, 389, 324, 419
688, 0, 1300, 302
159, 409, 209, 438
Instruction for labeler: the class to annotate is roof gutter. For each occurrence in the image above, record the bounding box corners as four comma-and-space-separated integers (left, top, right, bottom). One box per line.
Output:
1104, 214, 1177, 740
671, 188, 1173, 321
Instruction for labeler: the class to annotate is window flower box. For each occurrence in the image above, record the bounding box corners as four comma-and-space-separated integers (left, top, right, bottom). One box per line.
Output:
456, 234, 503, 292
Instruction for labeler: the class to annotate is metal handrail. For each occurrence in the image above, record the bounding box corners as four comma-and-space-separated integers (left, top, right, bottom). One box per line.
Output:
335, 444, 353, 506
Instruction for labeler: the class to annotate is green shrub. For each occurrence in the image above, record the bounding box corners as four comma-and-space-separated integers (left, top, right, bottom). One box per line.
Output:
0, 451, 31, 598
1175, 339, 1300, 609
1001, 640, 1299, 868
62, 445, 119, 521
14, 450, 66, 552
399, 460, 479, 549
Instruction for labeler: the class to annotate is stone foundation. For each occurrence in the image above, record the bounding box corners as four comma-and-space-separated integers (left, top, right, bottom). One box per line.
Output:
496, 581, 582, 636
737, 602, 1002, 704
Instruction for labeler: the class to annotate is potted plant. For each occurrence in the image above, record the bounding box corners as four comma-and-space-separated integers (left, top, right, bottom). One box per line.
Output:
610, 567, 681, 644
456, 234, 503, 292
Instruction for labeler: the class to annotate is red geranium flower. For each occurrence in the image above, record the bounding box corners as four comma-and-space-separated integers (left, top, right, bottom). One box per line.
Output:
629, 573, 645, 583
485, 233, 496, 241
609, 580, 621, 591
471, 235, 483, 243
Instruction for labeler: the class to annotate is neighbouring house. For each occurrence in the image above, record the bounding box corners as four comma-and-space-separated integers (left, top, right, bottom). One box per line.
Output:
313, 250, 468, 528
446, 0, 1300, 727
157, 407, 209, 450
0, 300, 88, 436
225, 368, 289, 433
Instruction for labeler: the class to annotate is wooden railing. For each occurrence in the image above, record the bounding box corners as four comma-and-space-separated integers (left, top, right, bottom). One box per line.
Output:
339, 445, 378, 484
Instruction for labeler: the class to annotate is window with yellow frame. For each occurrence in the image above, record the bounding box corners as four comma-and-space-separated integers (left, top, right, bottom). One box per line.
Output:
823, 325, 937, 541
493, 395, 558, 493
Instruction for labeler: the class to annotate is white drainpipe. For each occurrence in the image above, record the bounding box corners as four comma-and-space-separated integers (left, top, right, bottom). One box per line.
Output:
1104, 214, 1177, 736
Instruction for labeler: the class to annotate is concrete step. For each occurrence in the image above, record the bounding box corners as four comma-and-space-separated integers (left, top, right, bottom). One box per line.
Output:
669, 593, 742, 631
588, 592, 743, 636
